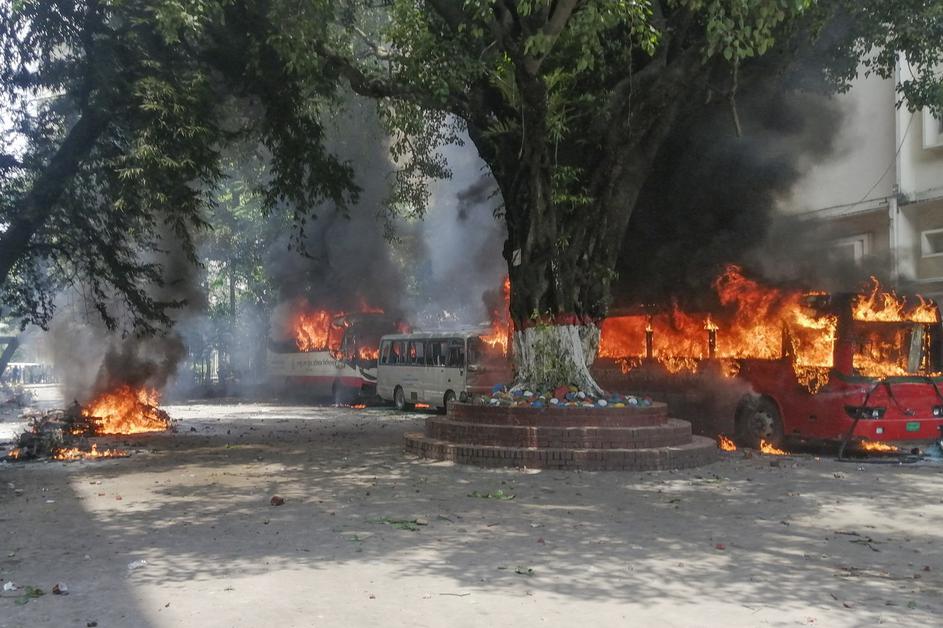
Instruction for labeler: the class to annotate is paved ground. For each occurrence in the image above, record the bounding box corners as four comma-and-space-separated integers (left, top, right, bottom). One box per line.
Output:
1, 398, 942, 627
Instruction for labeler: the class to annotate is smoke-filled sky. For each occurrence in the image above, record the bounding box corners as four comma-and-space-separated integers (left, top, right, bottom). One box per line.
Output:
613, 32, 888, 311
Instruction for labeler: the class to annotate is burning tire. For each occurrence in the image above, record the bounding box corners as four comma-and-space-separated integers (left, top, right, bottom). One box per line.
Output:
735, 395, 784, 449
394, 386, 410, 411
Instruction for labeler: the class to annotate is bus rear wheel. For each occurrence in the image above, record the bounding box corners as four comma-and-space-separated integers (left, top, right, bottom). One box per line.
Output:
442, 390, 456, 413
394, 386, 409, 411
735, 396, 784, 449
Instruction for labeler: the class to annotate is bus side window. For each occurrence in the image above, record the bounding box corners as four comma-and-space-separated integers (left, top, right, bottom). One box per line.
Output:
447, 341, 465, 368
391, 341, 403, 365
429, 340, 445, 366
424, 341, 435, 366
413, 341, 425, 365
380, 341, 390, 365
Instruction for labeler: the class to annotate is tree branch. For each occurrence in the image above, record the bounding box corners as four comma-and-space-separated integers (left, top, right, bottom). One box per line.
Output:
0, 107, 108, 288
310, 40, 469, 117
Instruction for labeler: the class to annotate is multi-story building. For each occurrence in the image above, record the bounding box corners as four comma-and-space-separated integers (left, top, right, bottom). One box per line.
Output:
783, 62, 943, 298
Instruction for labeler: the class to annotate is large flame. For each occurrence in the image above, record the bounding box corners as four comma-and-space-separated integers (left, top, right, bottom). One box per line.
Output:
294, 309, 337, 352
480, 276, 512, 355
82, 385, 170, 435
291, 301, 387, 354
599, 266, 939, 390
852, 277, 939, 323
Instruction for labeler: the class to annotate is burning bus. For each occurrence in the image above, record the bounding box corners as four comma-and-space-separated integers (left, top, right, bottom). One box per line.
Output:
592, 266, 943, 450
268, 307, 401, 402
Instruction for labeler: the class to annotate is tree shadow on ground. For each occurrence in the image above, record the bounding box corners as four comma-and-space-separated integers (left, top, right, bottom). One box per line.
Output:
3, 400, 942, 625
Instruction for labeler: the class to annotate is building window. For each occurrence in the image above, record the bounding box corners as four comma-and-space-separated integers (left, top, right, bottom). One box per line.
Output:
922, 109, 943, 149
921, 228, 943, 258
828, 233, 871, 264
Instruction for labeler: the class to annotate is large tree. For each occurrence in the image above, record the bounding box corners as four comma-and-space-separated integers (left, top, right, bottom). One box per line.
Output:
282, 0, 943, 391
0, 0, 356, 334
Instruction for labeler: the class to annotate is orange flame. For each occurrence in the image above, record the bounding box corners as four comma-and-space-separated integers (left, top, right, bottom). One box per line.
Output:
852, 277, 939, 323
858, 440, 899, 453
82, 386, 170, 435
53, 443, 129, 460
759, 439, 787, 455
294, 309, 337, 352
6, 448, 21, 459
291, 301, 387, 354
717, 434, 736, 451
599, 266, 939, 390
414, 403, 432, 409
358, 346, 379, 360
480, 276, 512, 355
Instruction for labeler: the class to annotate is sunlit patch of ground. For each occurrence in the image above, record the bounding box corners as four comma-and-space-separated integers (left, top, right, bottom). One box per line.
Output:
1, 400, 941, 627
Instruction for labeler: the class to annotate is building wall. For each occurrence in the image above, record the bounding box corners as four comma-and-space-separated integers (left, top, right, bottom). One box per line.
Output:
896, 63, 943, 201
904, 198, 943, 282
780, 61, 943, 301
781, 73, 897, 215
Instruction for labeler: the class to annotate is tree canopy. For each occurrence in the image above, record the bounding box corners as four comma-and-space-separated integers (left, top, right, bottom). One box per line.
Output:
0, 0, 355, 333
2, 0, 942, 389
294, 0, 943, 388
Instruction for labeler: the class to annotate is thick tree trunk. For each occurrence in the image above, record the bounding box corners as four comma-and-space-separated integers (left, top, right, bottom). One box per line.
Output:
513, 324, 602, 394
472, 58, 697, 393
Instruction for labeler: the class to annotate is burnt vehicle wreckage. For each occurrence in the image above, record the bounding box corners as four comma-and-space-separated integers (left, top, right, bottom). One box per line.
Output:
593, 267, 943, 460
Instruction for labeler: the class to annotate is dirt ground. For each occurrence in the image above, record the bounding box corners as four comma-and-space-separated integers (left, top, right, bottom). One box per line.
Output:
1, 397, 942, 628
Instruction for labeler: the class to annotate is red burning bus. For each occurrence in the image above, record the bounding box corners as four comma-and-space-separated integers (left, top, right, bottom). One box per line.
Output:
592, 267, 943, 451
268, 310, 400, 402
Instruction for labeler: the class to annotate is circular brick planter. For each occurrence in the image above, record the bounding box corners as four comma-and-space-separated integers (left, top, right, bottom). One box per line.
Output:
405, 401, 718, 471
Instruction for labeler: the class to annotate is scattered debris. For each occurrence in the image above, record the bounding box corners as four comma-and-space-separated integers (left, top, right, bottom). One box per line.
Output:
14, 585, 44, 605
468, 489, 515, 500
270, 495, 285, 507
52, 583, 69, 595
128, 559, 148, 571
370, 516, 428, 531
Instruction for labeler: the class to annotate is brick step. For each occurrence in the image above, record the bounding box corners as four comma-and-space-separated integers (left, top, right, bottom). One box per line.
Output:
404, 433, 719, 471
447, 401, 668, 427
425, 417, 692, 449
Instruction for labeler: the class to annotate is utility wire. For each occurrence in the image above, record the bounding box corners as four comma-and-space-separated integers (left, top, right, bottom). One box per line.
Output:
855, 109, 915, 206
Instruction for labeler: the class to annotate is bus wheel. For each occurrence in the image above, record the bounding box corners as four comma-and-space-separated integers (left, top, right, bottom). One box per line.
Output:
735, 396, 784, 449
394, 386, 408, 411
442, 390, 456, 414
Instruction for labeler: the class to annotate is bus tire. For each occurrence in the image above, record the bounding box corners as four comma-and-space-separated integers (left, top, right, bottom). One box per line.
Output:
442, 390, 456, 414
394, 386, 408, 411
735, 395, 784, 449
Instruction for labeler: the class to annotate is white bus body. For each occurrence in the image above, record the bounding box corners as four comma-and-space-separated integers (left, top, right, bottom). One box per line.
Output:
377, 331, 511, 410
267, 349, 372, 398
268, 313, 397, 401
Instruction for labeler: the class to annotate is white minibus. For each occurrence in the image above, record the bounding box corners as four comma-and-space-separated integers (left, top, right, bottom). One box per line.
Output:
377, 331, 510, 410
